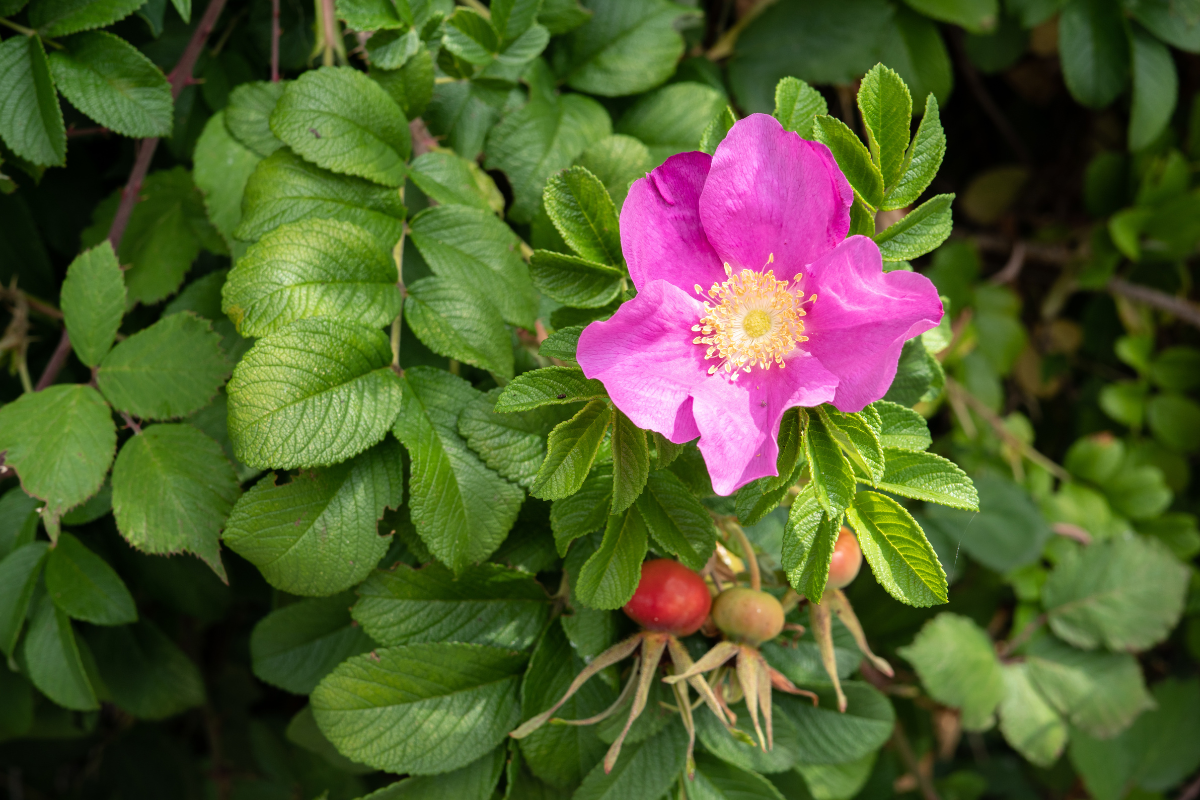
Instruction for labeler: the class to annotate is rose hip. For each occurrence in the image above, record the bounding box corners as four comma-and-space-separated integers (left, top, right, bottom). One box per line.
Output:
711, 587, 785, 646
623, 559, 712, 636
827, 527, 862, 590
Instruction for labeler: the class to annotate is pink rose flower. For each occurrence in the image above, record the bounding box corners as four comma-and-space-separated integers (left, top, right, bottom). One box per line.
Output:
576, 114, 944, 495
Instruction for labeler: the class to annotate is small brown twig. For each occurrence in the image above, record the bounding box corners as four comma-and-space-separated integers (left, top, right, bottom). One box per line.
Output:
989, 241, 1026, 285
270, 0, 280, 81
34, 330, 73, 391
945, 378, 1072, 482
1177, 770, 1200, 800
997, 613, 1046, 658
1108, 278, 1200, 330
891, 721, 941, 800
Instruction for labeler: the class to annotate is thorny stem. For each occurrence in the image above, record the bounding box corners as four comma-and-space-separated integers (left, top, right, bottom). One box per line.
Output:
33, 330, 72, 391
944, 377, 1072, 482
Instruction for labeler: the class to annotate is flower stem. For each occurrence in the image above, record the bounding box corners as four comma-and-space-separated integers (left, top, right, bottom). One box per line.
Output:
726, 520, 760, 591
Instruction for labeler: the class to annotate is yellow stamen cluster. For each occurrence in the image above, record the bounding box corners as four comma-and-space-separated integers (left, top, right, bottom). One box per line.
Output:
692, 259, 811, 377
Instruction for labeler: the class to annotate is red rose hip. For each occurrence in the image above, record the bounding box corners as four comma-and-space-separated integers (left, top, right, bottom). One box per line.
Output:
827, 527, 863, 590
623, 559, 712, 636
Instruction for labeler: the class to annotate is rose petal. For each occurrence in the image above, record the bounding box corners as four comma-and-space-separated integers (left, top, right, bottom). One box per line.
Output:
577, 280, 708, 443
691, 354, 838, 495
621, 151, 727, 294
803, 236, 944, 413
699, 114, 852, 275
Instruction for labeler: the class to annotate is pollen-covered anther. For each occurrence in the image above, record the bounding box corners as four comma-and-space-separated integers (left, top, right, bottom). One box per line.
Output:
695, 264, 807, 378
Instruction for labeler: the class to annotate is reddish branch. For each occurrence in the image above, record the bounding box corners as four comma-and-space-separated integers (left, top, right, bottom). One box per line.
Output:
34, 0, 229, 392
270, 0, 280, 82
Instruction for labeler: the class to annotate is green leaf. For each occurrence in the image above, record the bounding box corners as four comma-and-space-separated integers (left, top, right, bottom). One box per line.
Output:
773, 76, 828, 139
794, 753, 877, 800
531, 399, 612, 501
362, 748, 507, 798
922, 471, 1050, 573
225, 80, 286, 157
614, 82, 727, 166
223, 218, 401, 338
574, 719, 688, 799
873, 193, 954, 260
727, 0, 895, 112
575, 507, 648, 609
1059, 0, 1131, 108
227, 319, 404, 470
635, 468, 718, 571
870, 400, 932, 451
898, 613, 1004, 731
846, 490, 947, 607
84, 620, 206, 719
0, 35, 65, 167
45, 532, 136, 625
1026, 636, 1154, 739
20, 597, 97, 711
170, 0, 188, 23
237, 149, 406, 247
1128, 0, 1200, 52
879, 7, 953, 114
249, 592, 374, 695
1042, 535, 1189, 652
539, 325, 583, 365
804, 411, 856, 516
1128, 25, 1177, 151
872, 448, 978, 510
59, 240, 124, 368
112, 423, 240, 580
82, 167, 221, 305
368, 27, 421, 70
393, 368, 524, 573
998, 663, 1068, 768
271, 66, 411, 187
287, 705, 375, 775
574, 133, 653, 208
0, 542, 49, 658
458, 389, 569, 489
335, 0, 408, 30
353, 562, 549, 650
550, 464, 613, 555
425, 78, 509, 161
529, 250, 623, 308
497, 367, 608, 414
97, 312, 228, 421
409, 204, 538, 329
0, 489, 40, 560
223, 438, 402, 596
1124, 677, 1200, 792
406, 150, 504, 213
610, 409, 649, 514
518, 620, 613, 789
543, 166, 623, 266
194, 112, 262, 253
883, 337, 944, 406
0, 656, 33, 740
781, 682, 895, 765
539, 0, 591, 34
857, 64, 912, 194
695, 696, 803, 774
27, 0, 144, 35
484, 91, 611, 224
552, 0, 696, 97
311, 643, 526, 774
48, 31, 171, 137
492, 0, 544, 44
782, 484, 840, 601
372, 46, 436, 121
0, 384, 116, 524
812, 115, 884, 209
691, 753, 786, 800
404, 276, 514, 379
823, 406, 886, 485
903, 0, 998, 32
883, 94, 945, 210
1147, 393, 1200, 454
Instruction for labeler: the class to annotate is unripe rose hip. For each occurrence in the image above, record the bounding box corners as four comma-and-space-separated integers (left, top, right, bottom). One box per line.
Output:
711, 587, 785, 646
622, 559, 712, 636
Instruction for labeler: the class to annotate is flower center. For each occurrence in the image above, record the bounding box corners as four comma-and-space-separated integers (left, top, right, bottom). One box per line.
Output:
692, 259, 813, 377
